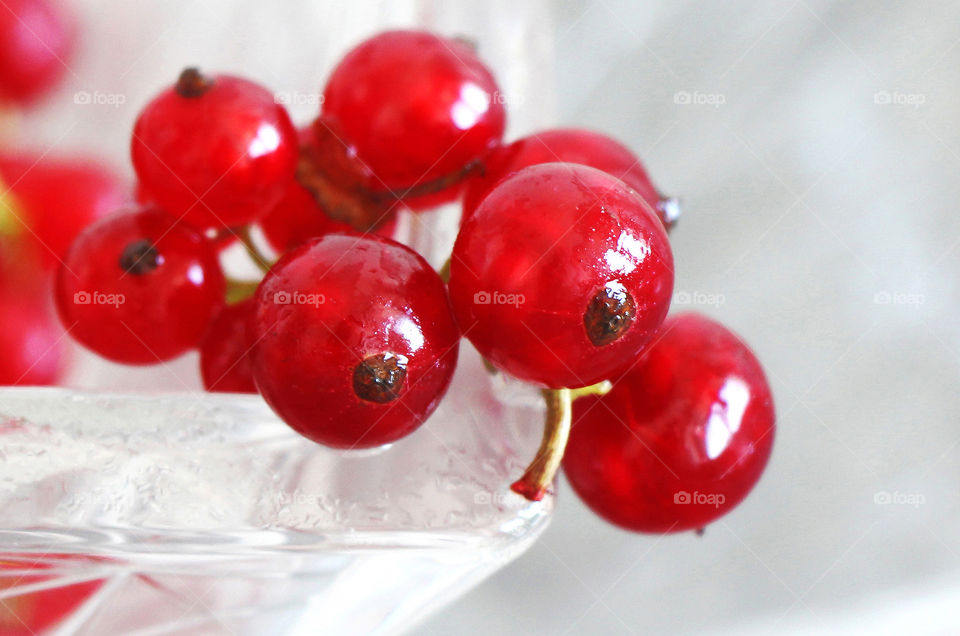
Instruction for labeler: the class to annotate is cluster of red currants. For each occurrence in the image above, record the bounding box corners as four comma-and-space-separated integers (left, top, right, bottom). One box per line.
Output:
54, 30, 775, 534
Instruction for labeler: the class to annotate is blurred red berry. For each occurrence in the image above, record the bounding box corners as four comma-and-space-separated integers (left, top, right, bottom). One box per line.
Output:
0, 0, 74, 105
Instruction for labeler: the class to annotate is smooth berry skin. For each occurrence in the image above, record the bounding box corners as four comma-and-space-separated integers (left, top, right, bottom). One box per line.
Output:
131, 72, 298, 229
321, 30, 505, 197
0, 287, 64, 385
200, 298, 257, 393
563, 313, 775, 534
0, 154, 127, 268
0, 0, 74, 105
252, 233, 460, 449
462, 128, 669, 227
449, 163, 674, 389
55, 208, 225, 364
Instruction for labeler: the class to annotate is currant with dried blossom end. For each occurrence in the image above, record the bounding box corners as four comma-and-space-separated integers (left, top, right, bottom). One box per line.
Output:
450, 162, 674, 389
449, 162, 675, 500
55, 207, 225, 363
132, 68, 298, 229
251, 233, 460, 449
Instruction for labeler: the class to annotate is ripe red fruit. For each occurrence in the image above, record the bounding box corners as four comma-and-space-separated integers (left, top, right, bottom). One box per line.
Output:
320, 30, 505, 200
563, 313, 775, 533
449, 163, 674, 389
252, 233, 460, 449
0, 153, 127, 268
131, 68, 298, 229
200, 298, 257, 393
0, 286, 65, 385
462, 128, 674, 229
55, 207, 225, 364
0, 0, 74, 105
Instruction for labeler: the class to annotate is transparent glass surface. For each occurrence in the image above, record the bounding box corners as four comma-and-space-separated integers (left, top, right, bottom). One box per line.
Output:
0, 348, 553, 635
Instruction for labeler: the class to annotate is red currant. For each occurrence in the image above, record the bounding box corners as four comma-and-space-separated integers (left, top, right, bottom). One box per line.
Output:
563, 313, 775, 533
0, 285, 64, 385
462, 128, 674, 229
200, 298, 257, 393
131, 68, 298, 229
0, 153, 127, 268
251, 233, 460, 449
320, 30, 505, 202
449, 163, 674, 389
55, 207, 225, 364
0, 0, 73, 105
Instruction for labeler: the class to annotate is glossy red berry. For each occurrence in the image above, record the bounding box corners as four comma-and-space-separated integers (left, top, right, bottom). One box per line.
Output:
55, 207, 225, 364
0, 285, 65, 385
321, 30, 505, 199
200, 298, 257, 393
131, 68, 298, 229
462, 128, 674, 229
449, 163, 674, 389
0, 0, 74, 105
252, 233, 460, 449
563, 313, 775, 533
0, 153, 127, 268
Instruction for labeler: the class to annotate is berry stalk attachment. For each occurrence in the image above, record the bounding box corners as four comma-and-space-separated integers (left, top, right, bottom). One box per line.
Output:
511, 381, 612, 501
511, 388, 572, 501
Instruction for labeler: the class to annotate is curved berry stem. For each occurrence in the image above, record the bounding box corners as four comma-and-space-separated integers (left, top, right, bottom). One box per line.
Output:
511, 381, 613, 502
511, 388, 572, 501
237, 226, 272, 273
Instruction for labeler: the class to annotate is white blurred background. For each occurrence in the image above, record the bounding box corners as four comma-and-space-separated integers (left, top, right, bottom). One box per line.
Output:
14, 0, 960, 633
